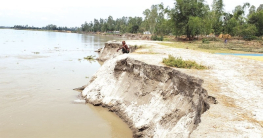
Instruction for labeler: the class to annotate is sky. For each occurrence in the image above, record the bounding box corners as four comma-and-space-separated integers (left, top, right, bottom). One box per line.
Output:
0, 0, 262, 27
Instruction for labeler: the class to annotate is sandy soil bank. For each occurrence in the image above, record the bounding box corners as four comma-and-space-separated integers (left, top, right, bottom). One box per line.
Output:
82, 40, 263, 137
126, 40, 263, 137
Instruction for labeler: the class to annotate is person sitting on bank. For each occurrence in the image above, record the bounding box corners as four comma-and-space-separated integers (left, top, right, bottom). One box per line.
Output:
117, 41, 129, 54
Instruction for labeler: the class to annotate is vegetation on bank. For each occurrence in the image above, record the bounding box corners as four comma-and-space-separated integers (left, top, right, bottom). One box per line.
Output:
84, 55, 96, 60
13, 24, 78, 32
163, 55, 207, 69
80, 1, 263, 41
159, 38, 263, 54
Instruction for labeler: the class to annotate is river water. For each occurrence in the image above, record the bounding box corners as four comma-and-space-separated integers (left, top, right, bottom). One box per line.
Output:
0, 29, 132, 138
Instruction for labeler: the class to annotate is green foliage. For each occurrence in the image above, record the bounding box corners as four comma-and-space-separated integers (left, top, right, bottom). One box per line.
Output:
84, 55, 96, 60
81, 16, 143, 34
202, 38, 210, 43
234, 24, 257, 39
188, 16, 203, 36
151, 35, 163, 41
162, 55, 207, 69
142, 3, 171, 35
78, 1, 263, 39
243, 35, 257, 41
13, 24, 77, 31
170, 0, 209, 38
248, 10, 263, 36
211, 0, 224, 35
224, 17, 238, 35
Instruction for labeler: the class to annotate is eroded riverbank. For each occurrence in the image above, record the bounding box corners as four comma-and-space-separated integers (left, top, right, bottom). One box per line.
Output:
81, 40, 263, 137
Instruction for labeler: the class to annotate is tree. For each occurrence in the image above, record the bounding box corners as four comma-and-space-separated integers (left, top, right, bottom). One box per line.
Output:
170, 0, 210, 38
127, 17, 142, 33
143, 5, 158, 34
223, 3, 250, 35
93, 19, 100, 32
248, 10, 263, 36
107, 16, 115, 31
211, 0, 224, 35
142, 3, 173, 35
248, 5, 256, 16
233, 23, 257, 37
257, 4, 263, 12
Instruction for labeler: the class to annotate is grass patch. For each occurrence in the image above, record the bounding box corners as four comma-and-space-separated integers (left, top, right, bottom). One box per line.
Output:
84, 55, 95, 60
159, 40, 263, 54
83, 55, 96, 63
162, 55, 207, 69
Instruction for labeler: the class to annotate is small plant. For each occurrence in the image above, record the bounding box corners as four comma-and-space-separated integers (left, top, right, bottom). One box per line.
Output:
83, 55, 96, 63
162, 55, 207, 69
32, 52, 40, 54
84, 55, 95, 60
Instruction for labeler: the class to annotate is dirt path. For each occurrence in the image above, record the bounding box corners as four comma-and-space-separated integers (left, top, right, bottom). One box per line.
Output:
126, 40, 263, 137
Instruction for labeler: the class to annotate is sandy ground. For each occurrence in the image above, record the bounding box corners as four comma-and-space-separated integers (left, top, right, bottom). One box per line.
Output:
124, 40, 263, 138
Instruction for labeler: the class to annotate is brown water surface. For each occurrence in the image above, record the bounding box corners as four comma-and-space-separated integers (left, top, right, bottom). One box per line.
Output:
0, 29, 132, 138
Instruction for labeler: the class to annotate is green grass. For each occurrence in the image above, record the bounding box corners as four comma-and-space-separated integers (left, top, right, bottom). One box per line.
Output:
162, 55, 207, 69
158, 41, 263, 54
84, 55, 95, 60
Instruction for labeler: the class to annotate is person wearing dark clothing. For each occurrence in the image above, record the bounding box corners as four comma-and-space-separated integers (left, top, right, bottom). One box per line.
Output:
117, 41, 129, 54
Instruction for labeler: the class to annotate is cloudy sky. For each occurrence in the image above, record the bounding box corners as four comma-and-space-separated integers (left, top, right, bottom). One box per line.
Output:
0, 0, 261, 27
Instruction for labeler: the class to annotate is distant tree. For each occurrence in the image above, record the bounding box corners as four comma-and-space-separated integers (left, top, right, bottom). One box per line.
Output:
211, 0, 224, 35
248, 5, 256, 16
170, 0, 210, 38
257, 4, 263, 12
143, 5, 158, 34
248, 9, 263, 36
107, 16, 115, 31
93, 19, 100, 32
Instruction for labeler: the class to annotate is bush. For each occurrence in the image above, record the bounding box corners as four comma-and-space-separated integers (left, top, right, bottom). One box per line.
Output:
243, 35, 257, 41
202, 38, 210, 43
162, 55, 207, 69
151, 35, 163, 41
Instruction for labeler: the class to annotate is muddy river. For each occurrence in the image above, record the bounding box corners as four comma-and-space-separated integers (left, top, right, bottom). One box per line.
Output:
0, 29, 132, 138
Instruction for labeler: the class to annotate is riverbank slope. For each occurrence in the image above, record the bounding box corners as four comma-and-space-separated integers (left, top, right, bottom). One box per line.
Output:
82, 40, 263, 137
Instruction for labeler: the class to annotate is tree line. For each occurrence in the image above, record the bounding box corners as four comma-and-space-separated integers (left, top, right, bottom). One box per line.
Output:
80, 0, 263, 40
13, 24, 78, 31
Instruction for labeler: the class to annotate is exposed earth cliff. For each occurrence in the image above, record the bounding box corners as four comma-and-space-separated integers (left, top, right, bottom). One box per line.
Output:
82, 55, 216, 137
80, 40, 263, 138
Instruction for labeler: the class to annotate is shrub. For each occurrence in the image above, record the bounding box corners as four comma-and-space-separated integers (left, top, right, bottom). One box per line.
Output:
243, 35, 257, 41
151, 35, 163, 41
162, 55, 207, 69
202, 38, 210, 43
